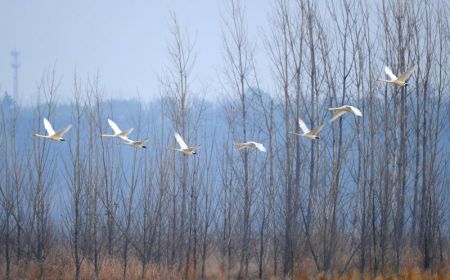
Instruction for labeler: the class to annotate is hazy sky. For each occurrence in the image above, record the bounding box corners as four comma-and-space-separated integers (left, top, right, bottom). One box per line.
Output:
0, 0, 271, 105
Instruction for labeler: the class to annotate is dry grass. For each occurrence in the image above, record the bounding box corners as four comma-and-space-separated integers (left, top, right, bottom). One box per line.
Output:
0, 249, 448, 280
300, 269, 450, 280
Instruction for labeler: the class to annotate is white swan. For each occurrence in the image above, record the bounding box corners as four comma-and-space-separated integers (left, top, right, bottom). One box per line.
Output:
290, 118, 324, 140
328, 105, 362, 122
168, 132, 200, 155
377, 65, 417, 86
33, 118, 72, 142
120, 137, 148, 149
235, 141, 266, 152
101, 119, 134, 139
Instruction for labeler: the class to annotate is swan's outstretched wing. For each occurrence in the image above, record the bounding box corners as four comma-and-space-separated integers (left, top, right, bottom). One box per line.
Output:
398, 64, 417, 82
330, 111, 347, 122
120, 128, 134, 137
118, 135, 132, 143
107, 119, 122, 134
311, 123, 325, 135
43, 118, 56, 136
254, 142, 266, 152
55, 124, 72, 137
348, 106, 362, 117
175, 132, 188, 149
384, 66, 398, 80
298, 118, 310, 134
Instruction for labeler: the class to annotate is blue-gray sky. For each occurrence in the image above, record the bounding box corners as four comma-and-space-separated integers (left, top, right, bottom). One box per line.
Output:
0, 0, 271, 104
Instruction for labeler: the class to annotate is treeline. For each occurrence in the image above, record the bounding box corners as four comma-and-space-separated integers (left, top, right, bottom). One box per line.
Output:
1, 0, 449, 279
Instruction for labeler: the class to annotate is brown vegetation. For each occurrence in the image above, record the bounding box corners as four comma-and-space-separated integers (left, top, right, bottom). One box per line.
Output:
0, 248, 448, 280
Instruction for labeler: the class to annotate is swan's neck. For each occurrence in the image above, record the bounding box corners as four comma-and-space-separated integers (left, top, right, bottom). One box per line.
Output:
33, 133, 48, 138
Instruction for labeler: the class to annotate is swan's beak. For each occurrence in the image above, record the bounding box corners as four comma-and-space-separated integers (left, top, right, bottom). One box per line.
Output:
142, 146, 146, 149
315, 136, 320, 140
60, 139, 65, 141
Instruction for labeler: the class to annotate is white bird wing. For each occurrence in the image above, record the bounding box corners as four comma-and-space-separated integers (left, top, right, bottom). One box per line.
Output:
119, 128, 134, 137
118, 135, 133, 143
397, 64, 417, 82
254, 142, 266, 152
311, 123, 325, 135
298, 118, 310, 134
55, 124, 72, 137
384, 66, 398, 80
349, 106, 362, 117
43, 118, 56, 135
175, 132, 188, 149
330, 110, 347, 122
107, 119, 122, 134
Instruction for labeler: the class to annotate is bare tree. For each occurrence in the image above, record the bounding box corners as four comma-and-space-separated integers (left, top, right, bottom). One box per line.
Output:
62, 73, 84, 280
222, 1, 258, 277
0, 90, 25, 279
29, 68, 59, 279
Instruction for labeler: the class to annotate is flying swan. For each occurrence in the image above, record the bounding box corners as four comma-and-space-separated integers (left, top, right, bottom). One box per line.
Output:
120, 137, 148, 149
235, 141, 267, 152
33, 118, 71, 142
377, 65, 417, 87
101, 119, 134, 140
290, 118, 324, 140
328, 105, 362, 122
168, 132, 200, 155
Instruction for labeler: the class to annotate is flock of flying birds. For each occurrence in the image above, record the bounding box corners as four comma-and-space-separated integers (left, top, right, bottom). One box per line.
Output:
32, 65, 417, 154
